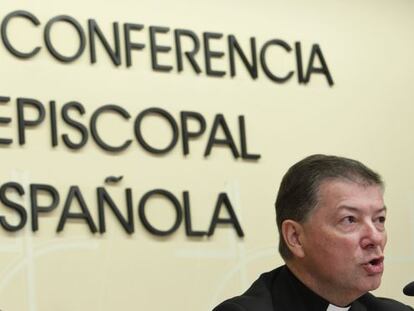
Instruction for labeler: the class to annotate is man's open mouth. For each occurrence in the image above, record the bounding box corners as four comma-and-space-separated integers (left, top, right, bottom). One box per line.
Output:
368, 257, 383, 266
362, 257, 384, 274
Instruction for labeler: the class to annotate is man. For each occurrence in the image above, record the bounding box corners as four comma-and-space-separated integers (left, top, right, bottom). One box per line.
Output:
213, 154, 413, 311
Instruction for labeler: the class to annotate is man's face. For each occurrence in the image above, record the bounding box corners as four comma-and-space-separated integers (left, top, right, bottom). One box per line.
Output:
300, 179, 387, 299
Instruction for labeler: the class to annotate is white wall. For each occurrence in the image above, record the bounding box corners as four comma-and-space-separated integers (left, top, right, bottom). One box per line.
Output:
0, 0, 414, 310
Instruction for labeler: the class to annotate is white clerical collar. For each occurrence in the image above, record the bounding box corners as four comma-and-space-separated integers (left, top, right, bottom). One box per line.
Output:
326, 304, 350, 311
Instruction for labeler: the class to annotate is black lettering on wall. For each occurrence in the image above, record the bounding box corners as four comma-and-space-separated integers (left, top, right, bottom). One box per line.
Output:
1, 10, 41, 59
304, 44, 334, 86
207, 193, 244, 237
0, 96, 12, 145
138, 189, 183, 236
17, 97, 46, 145
97, 187, 134, 234
205, 114, 239, 158
149, 26, 173, 72
124, 23, 145, 67
260, 39, 293, 83
134, 108, 179, 154
90, 105, 132, 152
203, 32, 225, 77
295, 42, 305, 84
180, 111, 206, 155
183, 191, 206, 237
44, 15, 86, 62
0, 9, 335, 87
88, 19, 121, 66
174, 29, 202, 74
49, 101, 58, 147
0, 182, 27, 231
228, 35, 257, 79
30, 183, 60, 231
61, 101, 88, 149
57, 186, 97, 233
239, 116, 260, 160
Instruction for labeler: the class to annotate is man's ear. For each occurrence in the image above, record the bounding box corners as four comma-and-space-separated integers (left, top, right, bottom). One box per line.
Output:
281, 220, 305, 258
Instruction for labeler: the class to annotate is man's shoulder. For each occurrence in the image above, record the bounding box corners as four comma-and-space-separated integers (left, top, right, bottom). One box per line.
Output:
358, 292, 414, 310
211, 266, 414, 311
212, 267, 282, 311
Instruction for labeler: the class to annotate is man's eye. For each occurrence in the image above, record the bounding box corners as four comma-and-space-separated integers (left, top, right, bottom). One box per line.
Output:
377, 216, 386, 224
342, 216, 357, 224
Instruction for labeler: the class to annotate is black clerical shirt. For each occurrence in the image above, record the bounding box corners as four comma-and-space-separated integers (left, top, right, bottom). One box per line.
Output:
213, 265, 413, 311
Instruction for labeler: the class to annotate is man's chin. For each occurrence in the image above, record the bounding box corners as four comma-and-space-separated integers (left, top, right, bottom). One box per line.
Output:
363, 275, 383, 292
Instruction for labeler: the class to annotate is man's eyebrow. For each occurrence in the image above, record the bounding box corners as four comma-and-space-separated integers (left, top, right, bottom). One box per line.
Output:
338, 205, 387, 213
338, 206, 360, 213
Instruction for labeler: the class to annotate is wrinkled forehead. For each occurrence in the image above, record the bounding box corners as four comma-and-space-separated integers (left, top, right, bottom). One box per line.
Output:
313, 178, 385, 213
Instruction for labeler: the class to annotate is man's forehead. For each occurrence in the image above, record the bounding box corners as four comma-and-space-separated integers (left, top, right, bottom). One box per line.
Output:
317, 178, 384, 195
315, 179, 385, 210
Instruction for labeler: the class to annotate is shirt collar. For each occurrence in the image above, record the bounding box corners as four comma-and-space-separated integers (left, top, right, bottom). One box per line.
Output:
327, 304, 351, 311
282, 267, 352, 311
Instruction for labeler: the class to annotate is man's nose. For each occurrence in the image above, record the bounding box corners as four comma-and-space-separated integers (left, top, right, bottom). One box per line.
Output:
360, 221, 385, 249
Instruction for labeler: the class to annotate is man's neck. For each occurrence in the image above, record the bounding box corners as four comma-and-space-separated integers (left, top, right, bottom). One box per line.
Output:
286, 262, 360, 307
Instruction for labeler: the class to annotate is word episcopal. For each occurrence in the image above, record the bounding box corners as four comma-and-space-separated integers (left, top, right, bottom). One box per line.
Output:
0, 95, 260, 159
